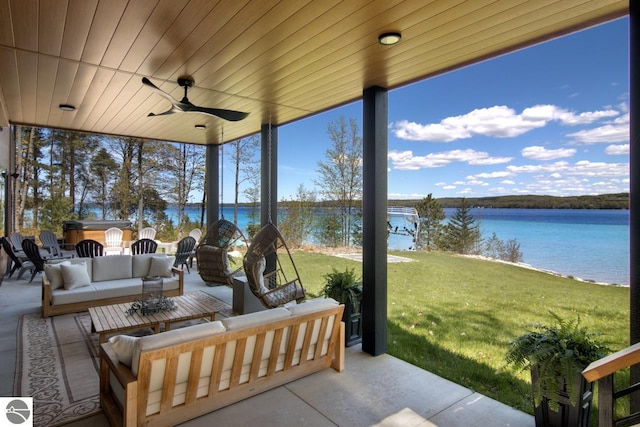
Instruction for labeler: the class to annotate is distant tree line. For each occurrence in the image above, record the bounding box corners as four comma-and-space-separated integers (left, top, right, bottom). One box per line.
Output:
7, 125, 260, 242
397, 193, 629, 210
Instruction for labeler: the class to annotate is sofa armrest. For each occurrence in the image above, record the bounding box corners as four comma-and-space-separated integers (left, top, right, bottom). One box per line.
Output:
42, 276, 52, 318
100, 343, 139, 427
172, 267, 184, 295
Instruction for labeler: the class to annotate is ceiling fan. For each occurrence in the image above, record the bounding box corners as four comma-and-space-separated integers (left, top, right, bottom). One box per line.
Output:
142, 76, 249, 121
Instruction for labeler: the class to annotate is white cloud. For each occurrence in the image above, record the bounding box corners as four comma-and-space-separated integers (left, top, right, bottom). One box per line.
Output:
391, 104, 620, 142
521, 145, 577, 160
506, 161, 570, 174
469, 171, 513, 179
567, 113, 629, 144
502, 160, 628, 179
501, 180, 515, 185
605, 144, 629, 155
459, 179, 489, 186
521, 105, 618, 125
568, 160, 628, 177
388, 149, 512, 170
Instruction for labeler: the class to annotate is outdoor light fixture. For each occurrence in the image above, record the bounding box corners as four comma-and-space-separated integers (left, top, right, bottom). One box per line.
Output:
378, 32, 402, 45
195, 124, 206, 130
59, 104, 75, 111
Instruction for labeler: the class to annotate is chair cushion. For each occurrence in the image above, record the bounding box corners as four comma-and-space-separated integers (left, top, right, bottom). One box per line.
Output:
131, 321, 226, 377
254, 256, 268, 294
221, 307, 291, 331
61, 263, 91, 290
287, 297, 339, 316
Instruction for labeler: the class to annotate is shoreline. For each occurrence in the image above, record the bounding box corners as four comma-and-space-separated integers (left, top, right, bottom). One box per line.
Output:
302, 245, 628, 287
460, 254, 629, 287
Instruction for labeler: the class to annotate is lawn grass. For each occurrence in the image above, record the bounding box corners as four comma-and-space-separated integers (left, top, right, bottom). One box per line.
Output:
290, 249, 630, 416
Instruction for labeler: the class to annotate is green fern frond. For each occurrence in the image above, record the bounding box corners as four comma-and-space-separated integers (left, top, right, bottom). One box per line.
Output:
505, 311, 608, 410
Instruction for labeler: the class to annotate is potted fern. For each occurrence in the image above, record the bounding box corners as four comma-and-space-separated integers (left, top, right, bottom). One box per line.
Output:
505, 312, 608, 427
321, 267, 363, 347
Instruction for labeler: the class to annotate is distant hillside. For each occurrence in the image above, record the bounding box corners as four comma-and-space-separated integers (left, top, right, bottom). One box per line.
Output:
203, 193, 629, 210
391, 193, 629, 210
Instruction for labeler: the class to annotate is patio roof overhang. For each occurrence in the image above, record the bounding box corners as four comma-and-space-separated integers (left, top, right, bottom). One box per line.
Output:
0, 0, 629, 146
0, 1, 635, 357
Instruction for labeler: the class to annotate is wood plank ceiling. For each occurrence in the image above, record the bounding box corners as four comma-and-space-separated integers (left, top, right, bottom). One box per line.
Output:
0, 0, 629, 145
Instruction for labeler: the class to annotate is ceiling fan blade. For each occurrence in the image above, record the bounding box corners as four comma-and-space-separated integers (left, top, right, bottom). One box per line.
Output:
142, 77, 179, 106
147, 109, 176, 117
142, 76, 249, 121
190, 106, 249, 121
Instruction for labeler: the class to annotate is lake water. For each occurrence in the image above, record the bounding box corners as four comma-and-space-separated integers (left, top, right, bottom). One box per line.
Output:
449, 208, 629, 286
145, 205, 633, 286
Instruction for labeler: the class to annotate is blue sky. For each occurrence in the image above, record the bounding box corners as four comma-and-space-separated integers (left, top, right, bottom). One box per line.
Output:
224, 17, 629, 203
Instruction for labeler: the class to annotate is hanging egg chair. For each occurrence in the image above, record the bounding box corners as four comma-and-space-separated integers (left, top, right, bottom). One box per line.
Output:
196, 218, 247, 286
243, 223, 305, 308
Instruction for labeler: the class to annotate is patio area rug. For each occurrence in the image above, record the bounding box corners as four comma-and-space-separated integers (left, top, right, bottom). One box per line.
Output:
14, 291, 232, 427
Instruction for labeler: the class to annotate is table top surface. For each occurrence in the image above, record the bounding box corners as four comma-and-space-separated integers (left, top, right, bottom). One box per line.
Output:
89, 291, 226, 334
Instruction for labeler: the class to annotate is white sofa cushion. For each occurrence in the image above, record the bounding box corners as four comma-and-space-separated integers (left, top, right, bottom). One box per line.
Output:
61, 263, 92, 290
287, 297, 339, 316
44, 261, 70, 290
132, 253, 165, 278
147, 256, 175, 278
93, 255, 133, 282
131, 321, 226, 377
221, 307, 291, 331
108, 335, 139, 367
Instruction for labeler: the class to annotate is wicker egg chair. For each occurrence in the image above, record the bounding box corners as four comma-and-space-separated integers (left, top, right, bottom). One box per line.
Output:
242, 223, 305, 309
196, 219, 247, 285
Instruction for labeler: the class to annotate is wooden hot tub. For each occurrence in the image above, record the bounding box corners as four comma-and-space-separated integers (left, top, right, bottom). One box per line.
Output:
63, 220, 132, 246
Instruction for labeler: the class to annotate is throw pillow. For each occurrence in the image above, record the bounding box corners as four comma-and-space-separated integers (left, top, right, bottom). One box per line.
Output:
108, 335, 139, 367
43, 261, 70, 290
61, 262, 91, 290
147, 256, 174, 278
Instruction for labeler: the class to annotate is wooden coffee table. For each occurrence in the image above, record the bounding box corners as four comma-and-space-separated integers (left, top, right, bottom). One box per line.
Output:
89, 291, 227, 343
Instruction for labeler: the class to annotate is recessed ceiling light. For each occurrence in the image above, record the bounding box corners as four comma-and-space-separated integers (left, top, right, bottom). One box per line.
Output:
195, 124, 206, 130
59, 104, 75, 111
378, 32, 401, 46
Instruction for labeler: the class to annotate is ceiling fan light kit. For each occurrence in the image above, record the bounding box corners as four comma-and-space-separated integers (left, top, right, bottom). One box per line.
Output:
142, 76, 249, 122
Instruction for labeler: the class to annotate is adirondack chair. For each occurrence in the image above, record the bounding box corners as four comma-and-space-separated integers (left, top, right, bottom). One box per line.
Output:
104, 227, 124, 255
173, 236, 196, 274
39, 230, 75, 258
75, 239, 104, 258
130, 238, 158, 255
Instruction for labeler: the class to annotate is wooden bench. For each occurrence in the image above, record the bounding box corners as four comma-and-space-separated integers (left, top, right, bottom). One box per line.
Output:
99, 299, 345, 427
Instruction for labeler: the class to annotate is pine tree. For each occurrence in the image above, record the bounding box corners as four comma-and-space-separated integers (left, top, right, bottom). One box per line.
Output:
443, 198, 481, 254
415, 193, 445, 250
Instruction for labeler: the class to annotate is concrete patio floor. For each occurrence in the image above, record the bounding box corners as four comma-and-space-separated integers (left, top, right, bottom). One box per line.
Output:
0, 264, 533, 426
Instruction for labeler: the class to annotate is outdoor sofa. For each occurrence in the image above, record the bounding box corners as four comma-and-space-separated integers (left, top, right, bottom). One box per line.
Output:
42, 253, 183, 317
99, 297, 345, 427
